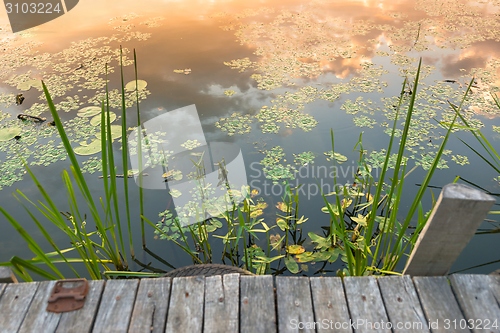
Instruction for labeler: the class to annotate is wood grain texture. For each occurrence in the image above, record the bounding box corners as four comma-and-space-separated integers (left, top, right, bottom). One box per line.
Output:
276, 276, 315, 333
165, 276, 205, 333
449, 274, 500, 333
310, 277, 352, 333
404, 183, 495, 276
18, 281, 60, 333
0, 267, 17, 283
56, 280, 105, 333
204, 274, 239, 333
92, 279, 139, 333
377, 276, 429, 333
343, 277, 391, 333
0, 282, 39, 332
413, 276, 470, 333
129, 277, 172, 333
240, 275, 276, 333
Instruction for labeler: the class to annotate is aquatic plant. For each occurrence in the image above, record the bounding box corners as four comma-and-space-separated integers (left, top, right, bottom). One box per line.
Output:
310, 60, 466, 276
156, 60, 470, 276
0, 49, 161, 281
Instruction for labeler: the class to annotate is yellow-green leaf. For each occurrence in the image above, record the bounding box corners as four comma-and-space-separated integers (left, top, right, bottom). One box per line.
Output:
287, 245, 305, 255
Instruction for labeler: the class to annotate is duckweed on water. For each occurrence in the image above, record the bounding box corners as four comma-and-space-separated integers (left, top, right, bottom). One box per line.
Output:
293, 151, 315, 166
451, 155, 470, 166
81, 156, 102, 174
180, 139, 201, 150
224, 90, 236, 97
323, 151, 347, 163
0, 19, 156, 189
215, 112, 252, 136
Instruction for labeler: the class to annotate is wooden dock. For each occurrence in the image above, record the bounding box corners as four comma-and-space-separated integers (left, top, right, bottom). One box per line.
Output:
0, 274, 498, 333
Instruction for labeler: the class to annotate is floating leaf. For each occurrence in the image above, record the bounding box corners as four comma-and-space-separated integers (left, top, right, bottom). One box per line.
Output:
284, 256, 299, 274
269, 234, 282, 249
90, 112, 116, 126
308, 232, 330, 249
73, 139, 101, 156
125, 79, 148, 92
169, 189, 182, 198
180, 139, 201, 150
296, 252, 316, 263
0, 127, 21, 141
324, 151, 348, 163
95, 125, 122, 140
215, 112, 252, 136
287, 244, 305, 254
77, 106, 101, 118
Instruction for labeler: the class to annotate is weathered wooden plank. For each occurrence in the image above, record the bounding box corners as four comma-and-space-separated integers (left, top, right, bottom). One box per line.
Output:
19, 281, 60, 333
343, 277, 390, 333
56, 280, 105, 333
240, 275, 276, 333
204, 274, 239, 333
128, 277, 172, 333
276, 276, 315, 333
491, 274, 500, 300
0, 281, 39, 332
92, 279, 139, 333
413, 276, 470, 333
449, 275, 500, 333
310, 277, 352, 333
404, 183, 495, 276
0, 283, 6, 298
377, 276, 429, 333
165, 276, 205, 333
0, 267, 17, 283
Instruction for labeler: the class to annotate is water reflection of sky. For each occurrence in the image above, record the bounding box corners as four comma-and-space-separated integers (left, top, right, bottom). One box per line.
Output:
0, 0, 499, 276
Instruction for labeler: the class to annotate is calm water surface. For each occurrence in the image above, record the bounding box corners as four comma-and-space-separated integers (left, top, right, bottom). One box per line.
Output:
0, 0, 499, 277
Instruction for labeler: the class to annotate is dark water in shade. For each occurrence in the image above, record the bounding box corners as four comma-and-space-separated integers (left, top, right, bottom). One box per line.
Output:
0, 0, 499, 278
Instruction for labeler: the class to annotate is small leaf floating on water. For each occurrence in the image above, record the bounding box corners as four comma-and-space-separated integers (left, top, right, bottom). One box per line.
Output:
124, 79, 148, 92
0, 127, 22, 142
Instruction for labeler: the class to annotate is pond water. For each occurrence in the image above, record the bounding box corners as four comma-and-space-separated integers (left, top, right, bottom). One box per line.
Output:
0, 0, 499, 278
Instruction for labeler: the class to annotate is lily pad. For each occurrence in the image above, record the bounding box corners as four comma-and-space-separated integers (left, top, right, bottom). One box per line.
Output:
125, 80, 148, 92
74, 139, 102, 156
0, 127, 22, 141
77, 106, 102, 118
17, 78, 42, 91
95, 125, 122, 140
90, 112, 116, 126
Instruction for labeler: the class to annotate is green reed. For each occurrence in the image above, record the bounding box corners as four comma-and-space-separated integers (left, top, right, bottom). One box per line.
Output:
0, 48, 162, 281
